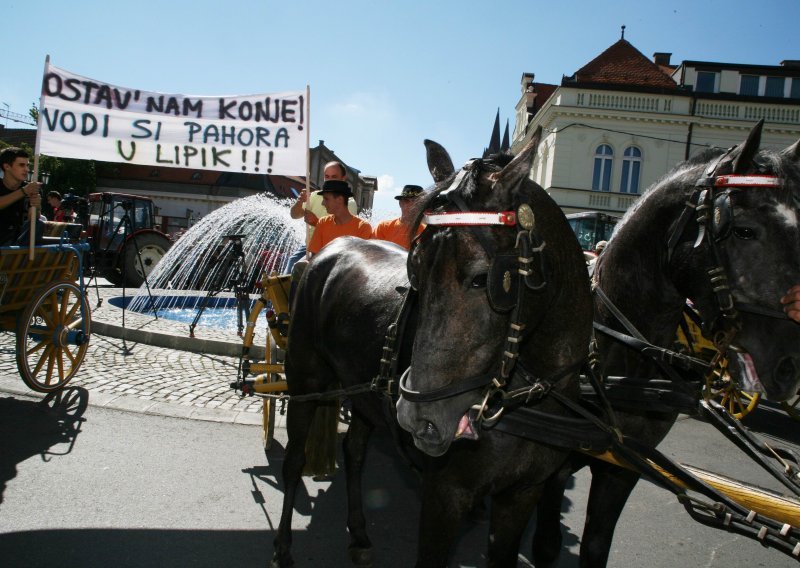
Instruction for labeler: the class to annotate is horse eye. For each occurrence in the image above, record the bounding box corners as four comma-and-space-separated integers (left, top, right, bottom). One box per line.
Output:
733, 227, 756, 240
471, 273, 488, 288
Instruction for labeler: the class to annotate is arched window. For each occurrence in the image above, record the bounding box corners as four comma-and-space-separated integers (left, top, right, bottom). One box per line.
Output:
592, 144, 613, 192
620, 146, 642, 194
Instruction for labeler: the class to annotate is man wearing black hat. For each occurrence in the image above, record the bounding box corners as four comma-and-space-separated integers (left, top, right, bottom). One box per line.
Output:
372, 184, 425, 250
307, 179, 372, 257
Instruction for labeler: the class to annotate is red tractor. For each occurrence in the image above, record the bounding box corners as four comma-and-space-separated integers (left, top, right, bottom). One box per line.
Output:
79, 192, 173, 287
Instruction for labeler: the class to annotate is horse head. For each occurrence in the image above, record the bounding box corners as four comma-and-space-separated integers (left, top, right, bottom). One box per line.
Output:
396, 139, 592, 457
603, 120, 800, 402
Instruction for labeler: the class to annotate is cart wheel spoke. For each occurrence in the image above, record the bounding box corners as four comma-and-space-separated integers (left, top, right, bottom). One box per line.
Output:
63, 345, 79, 366
34, 304, 56, 330
64, 297, 81, 323
32, 343, 54, 379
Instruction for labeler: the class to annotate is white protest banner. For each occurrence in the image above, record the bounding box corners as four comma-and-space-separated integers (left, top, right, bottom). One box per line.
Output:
38, 62, 308, 175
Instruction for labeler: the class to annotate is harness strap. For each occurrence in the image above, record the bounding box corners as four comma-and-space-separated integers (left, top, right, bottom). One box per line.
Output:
580, 375, 701, 415
593, 286, 710, 383
737, 302, 790, 320
593, 321, 711, 375
700, 399, 800, 496
488, 402, 614, 452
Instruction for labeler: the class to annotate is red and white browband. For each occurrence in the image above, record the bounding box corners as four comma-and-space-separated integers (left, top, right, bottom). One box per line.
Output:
423, 211, 517, 227
715, 175, 780, 188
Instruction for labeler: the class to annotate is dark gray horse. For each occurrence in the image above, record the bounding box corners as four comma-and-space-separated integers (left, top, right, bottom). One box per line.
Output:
271, 138, 593, 567
533, 120, 800, 567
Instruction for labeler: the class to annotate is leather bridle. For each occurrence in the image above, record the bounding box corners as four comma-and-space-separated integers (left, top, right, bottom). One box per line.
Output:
398, 159, 580, 425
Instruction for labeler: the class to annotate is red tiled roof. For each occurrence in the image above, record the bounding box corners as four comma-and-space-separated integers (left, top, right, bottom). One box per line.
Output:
565, 39, 678, 90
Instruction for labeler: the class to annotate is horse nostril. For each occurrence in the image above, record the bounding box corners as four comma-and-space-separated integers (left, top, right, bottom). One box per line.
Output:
418, 421, 440, 443
775, 356, 800, 383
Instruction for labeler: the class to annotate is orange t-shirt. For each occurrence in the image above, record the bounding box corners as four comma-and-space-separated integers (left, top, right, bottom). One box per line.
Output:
307, 214, 373, 255
372, 218, 425, 250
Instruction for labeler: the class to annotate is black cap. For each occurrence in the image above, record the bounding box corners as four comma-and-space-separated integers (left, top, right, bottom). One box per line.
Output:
319, 179, 353, 197
395, 184, 424, 200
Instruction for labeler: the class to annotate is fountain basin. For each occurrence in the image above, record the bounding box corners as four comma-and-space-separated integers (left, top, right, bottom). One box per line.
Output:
109, 295, 268, 334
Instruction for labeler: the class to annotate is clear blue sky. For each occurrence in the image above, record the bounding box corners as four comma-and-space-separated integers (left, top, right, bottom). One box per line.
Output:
3, 0, 798, 215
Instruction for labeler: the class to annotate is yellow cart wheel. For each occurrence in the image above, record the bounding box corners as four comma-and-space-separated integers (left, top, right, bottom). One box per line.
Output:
710, 381, 761, 420
780, 391, 800, 422
16, 280, 92, 393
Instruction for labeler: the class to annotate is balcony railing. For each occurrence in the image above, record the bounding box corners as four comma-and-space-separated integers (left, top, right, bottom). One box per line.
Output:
695, 100, 800, 124
548, 186, 640, 215
576, 92, 667, 113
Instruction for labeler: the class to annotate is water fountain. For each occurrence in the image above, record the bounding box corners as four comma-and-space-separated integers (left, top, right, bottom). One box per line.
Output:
128, 193, 304, 314
125, 191, 395, 324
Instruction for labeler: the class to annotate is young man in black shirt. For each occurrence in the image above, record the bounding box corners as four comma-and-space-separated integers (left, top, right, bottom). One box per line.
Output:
0, 147, 43, 245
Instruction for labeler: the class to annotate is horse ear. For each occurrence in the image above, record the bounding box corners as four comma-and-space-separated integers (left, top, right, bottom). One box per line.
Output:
494, 128, 541, 189
782, 138, 800, 162
731, 119, 764, 173
424, 139, 455, 183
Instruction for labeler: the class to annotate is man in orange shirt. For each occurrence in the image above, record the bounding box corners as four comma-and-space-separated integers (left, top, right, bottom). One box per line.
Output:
307, 179, 372, 257
372, 184, 425, 250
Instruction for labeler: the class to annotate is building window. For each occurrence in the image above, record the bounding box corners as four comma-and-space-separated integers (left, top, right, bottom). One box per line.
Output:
765, 76, 785, 98
620, 147, 642, 194
739, 75, 759, 96
792, 78, 800, 100
592, 144, 613, 192
696, 71, 717, 93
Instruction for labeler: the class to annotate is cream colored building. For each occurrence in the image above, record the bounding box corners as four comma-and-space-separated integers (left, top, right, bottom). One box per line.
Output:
511, 39, 800, 216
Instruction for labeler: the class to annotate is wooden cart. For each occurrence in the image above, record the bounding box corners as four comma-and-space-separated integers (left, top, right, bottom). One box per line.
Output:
0, 243, 92, 393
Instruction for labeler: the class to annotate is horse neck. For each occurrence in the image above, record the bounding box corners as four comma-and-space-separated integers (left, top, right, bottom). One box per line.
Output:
597, 195, 688, 347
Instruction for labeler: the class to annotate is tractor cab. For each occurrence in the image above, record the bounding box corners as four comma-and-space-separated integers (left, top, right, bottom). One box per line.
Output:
85, 192, 172, 286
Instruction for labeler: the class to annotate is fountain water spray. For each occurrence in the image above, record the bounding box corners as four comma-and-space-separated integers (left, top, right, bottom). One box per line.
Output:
129, 193, 303, 312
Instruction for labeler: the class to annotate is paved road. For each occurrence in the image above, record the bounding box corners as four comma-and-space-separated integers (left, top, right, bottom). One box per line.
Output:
1, 390, 799, 567
1, 284, 799, 566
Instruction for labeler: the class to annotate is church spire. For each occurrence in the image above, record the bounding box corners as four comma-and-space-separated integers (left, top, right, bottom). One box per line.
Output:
483, 108, 501, 158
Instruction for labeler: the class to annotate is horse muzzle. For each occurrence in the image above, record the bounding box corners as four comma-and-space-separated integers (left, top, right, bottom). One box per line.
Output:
396, 384, 480, 457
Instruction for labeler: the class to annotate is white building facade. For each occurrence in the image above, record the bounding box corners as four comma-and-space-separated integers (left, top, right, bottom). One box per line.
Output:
512, 41, 800, 216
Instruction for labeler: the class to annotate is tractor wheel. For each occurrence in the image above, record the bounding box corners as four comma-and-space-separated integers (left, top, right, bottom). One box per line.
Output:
123, 233, 172, 287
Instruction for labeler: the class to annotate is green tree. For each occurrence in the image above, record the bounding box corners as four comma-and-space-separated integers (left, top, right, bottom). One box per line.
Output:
2, 104, 99, 196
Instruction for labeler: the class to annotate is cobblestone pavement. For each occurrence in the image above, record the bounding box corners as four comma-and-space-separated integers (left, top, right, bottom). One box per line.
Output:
0, 284, 274, 427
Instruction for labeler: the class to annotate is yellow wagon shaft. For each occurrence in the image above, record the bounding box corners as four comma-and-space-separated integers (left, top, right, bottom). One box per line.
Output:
591, 450, 800, 527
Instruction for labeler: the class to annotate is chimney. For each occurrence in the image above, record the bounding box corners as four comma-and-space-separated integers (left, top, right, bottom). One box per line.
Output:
781, 60, 800, 68
653, 52, 672, 66
521, 72, 535, 94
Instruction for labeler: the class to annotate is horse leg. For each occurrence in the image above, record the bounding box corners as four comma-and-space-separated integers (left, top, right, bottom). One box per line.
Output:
531, 461, 576, 567
342, 411, 375, 567
579, 461, 640, 568
487, 481, 546, 568
271, 400, 317, 568
415, 473, 476, 568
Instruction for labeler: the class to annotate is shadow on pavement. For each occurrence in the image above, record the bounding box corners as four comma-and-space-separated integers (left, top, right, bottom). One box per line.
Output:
0, 528, 270, 567
241, 428, 582, 567
0, 387, 88, 505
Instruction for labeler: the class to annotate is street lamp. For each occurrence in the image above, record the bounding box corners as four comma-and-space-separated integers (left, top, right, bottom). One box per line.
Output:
25, 170, 50, 186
